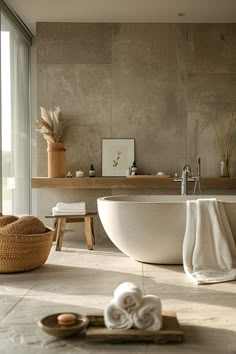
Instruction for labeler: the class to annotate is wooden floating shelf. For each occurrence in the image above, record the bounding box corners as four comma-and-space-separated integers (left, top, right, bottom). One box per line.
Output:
31, 177, 236, 189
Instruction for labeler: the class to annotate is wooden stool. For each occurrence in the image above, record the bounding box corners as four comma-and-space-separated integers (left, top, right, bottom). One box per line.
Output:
45, 213, 97, 251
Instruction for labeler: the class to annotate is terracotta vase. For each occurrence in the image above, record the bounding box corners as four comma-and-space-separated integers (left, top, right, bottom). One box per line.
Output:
47, 142, 66, 177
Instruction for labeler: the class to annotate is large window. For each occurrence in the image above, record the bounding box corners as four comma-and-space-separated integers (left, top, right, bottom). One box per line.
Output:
1, 12, 31, 215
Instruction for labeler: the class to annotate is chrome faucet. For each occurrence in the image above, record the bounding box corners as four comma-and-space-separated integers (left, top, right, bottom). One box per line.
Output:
173, 159, 201, 195
173, 165, 192, 195
181, 165, 192, 195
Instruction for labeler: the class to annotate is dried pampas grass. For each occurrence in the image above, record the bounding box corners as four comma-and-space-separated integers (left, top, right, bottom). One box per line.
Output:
36, 106, 66, 143
212, 99, 236, 161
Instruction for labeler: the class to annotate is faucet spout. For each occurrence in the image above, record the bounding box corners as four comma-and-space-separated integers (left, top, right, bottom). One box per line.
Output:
182, 164, 192, 174
181, 170, 188, 195
181, 165, 192, 195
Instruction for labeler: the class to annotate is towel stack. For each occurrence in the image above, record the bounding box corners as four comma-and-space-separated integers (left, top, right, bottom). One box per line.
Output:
104, 282, 162, 331
52, 202, 87, 216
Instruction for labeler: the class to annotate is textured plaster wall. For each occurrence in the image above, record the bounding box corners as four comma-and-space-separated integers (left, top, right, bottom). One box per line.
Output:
35, 23, 236, 239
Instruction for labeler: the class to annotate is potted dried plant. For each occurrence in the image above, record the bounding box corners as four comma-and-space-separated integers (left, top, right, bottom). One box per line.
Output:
212, 99, 236, 177
36, 107, 66, 177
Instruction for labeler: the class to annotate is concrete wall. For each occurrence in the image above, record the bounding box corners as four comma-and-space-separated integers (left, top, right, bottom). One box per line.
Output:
35, 23, 236, 240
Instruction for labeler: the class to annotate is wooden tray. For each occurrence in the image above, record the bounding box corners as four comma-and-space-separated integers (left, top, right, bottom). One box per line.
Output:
86, 312, 184, 344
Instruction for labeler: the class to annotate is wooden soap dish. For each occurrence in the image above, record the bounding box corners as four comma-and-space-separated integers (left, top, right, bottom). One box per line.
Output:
38, 312, 89, 338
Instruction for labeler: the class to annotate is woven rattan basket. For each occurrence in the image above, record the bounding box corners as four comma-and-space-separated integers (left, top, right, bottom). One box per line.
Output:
0, 227, 54, 273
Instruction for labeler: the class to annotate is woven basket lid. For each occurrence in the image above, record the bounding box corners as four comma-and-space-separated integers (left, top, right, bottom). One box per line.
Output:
2, 216, 46, 235
0, 215, 19, 228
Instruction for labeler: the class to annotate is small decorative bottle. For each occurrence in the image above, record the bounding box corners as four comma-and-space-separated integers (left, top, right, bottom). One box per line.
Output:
131, 161, 138, 175
89, 164, 95, 177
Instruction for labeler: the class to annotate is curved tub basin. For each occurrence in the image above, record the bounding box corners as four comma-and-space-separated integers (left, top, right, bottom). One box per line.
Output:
97, 195, 236, 264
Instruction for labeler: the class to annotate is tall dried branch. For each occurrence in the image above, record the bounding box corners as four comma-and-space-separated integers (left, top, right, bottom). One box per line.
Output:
212, 99, 236, 161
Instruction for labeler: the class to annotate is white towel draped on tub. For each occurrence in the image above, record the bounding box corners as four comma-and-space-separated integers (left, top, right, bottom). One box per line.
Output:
183, 198, 236, 285
132, 295, 162, 331
113, 282, 143, 312
104, 300, 133, 329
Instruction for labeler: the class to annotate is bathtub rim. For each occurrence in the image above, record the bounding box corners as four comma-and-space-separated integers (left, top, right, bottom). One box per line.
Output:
97, 194, 236, 204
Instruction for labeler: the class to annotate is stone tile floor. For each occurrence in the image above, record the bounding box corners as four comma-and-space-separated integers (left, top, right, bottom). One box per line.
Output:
0, 236, 236, 354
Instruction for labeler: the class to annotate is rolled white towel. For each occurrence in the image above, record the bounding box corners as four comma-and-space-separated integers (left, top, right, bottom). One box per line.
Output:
56, 202, 86, 211
104, 300, 133, 329
113, 282, 143, 312
132, 295, 162, 331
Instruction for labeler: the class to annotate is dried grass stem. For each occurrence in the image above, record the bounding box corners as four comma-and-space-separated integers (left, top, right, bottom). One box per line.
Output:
36, 107, 66, 143
213, 99, 236, 161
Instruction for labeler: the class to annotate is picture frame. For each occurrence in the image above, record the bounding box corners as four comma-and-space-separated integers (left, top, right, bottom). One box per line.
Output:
102, 138, 135, 177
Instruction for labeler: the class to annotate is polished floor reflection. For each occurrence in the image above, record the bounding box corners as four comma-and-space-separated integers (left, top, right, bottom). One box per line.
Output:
0, 235, 236, 354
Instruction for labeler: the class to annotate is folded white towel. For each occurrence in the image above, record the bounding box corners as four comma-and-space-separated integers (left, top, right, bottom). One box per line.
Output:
104, 300, 133, 329
132, 295, 162, 331
183, 199, 236, 285
56, 202, 86, 211
54, 209, 87, 212
113, 282, 143, 312
52, 207, 87, 216
54, 207, 87, 211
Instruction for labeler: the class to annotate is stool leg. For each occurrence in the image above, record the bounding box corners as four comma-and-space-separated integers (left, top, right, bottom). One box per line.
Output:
84, 216, 94, 250
52, 218, 58, 242
56, 218, 66, 251
91, 217, 95, 245
55, 218, 61, 250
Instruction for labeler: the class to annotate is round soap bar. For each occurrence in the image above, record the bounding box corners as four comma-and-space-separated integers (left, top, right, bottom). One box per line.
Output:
57, 313, 77, 326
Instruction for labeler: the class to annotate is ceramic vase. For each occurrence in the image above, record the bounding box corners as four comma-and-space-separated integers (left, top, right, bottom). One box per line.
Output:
47, 142, 66, 177
220, 156, 230, 178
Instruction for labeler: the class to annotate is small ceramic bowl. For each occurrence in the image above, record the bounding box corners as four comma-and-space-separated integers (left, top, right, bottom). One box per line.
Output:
37, 312, 89, 338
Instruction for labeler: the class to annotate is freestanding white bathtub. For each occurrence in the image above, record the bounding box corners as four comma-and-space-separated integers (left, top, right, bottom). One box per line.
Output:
97, 195, 236, 264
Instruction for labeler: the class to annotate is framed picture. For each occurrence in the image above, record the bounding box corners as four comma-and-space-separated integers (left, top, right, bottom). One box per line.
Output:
102, 138, 135, 176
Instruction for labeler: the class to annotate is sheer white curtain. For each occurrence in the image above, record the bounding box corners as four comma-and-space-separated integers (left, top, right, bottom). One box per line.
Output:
1, 14, 30, 215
